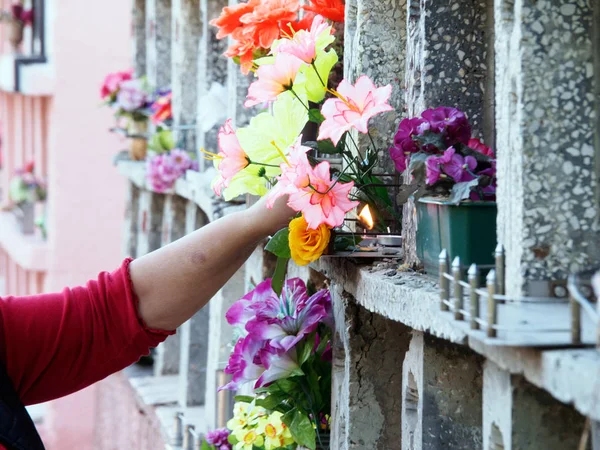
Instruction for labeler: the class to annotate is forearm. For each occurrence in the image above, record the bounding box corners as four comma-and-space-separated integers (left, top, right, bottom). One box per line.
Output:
130, 197, 291, 330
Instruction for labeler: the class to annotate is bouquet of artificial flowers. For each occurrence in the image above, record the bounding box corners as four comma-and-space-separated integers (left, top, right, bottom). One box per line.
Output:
221, 278, 332, 450
9, 162, 46, 205
100, 69, 152, 124
388, 107, 496, 204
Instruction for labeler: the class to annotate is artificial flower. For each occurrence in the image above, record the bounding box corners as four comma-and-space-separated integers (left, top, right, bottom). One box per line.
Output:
151, 91, 173, 124
288, 159, 359, 229
255, 346, 303, 387
243, 278, 332, 352
210, 0, 260, 39
116, 79, 148, 112
298, 48, 338, 103
146, 149, 195, 192
256, 412, 295, 450
318, 75, 393, 146
389, 144, 408, 173
392, 117, 427, 154
101, 69, 133, 99
273, 14, 334, 64
468, 137, 495, 157
442, 147, 477, 182
265, 139, 312, 207
233, 428, 264, 450
245, 53, 304, 107
220, 336, 266, 391
239, 0, 300, 48
214, 91, 307, 200
205, 428, 232, 450
303, 0, 345, 23
210, 119, 250, 196
421, 106, 471, 145
288, 215, 331, 265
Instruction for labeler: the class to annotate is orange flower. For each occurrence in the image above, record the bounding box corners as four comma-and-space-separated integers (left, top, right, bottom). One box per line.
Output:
240, 0, 300, 48
303, 0, 345, 23
288, 215, 331, 266
209, 0, 260, 39
287, 11, 316, 33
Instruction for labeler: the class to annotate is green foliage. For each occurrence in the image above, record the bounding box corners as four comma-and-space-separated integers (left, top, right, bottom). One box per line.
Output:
283, 408, 316, 450
271, 256, 289, 296
265, 228, 291, 259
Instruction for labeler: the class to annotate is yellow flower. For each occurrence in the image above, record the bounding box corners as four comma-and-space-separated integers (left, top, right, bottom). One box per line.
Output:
234, 429, 264, 450
256, 412, 295, 450
289, 215, 331, 266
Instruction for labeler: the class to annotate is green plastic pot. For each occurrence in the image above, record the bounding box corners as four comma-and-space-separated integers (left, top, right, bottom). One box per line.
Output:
416, 197, 497, 275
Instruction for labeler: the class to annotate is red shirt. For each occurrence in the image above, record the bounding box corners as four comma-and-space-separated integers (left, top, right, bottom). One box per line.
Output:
0, 259, 174, 448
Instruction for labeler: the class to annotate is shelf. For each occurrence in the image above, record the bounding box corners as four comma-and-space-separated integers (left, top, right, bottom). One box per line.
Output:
0, 54, 53, 95
0, 211, 48, 271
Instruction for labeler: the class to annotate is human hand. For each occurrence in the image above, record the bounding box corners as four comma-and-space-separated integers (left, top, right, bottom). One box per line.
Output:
245, 194, 296, 237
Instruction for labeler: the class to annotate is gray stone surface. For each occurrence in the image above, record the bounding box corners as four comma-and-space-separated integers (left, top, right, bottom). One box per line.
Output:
137, 191, 166, 256
403, 0, 493, 266
403, 331, 484, 450
203, 267, 246, 428
133, 0, 147, 77
146, 0, 172, 88
124, 182, 141, 258
331, 290, 411, 449
172, 0, 201, 153
495, 0, 599, 294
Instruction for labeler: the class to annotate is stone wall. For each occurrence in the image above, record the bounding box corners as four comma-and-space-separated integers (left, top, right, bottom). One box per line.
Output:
101, 0, 600, 449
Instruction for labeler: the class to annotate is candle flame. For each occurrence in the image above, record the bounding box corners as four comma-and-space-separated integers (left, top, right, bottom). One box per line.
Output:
358, 205, 374, 230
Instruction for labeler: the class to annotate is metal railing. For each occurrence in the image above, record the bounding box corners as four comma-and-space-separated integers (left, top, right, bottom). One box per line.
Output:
438, 246, 600, 347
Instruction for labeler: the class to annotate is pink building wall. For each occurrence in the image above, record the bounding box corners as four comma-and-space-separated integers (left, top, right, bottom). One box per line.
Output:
0, 0, 133, 448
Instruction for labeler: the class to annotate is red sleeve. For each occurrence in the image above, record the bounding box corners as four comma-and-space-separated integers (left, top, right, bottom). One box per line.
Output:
0, 259, 176, 405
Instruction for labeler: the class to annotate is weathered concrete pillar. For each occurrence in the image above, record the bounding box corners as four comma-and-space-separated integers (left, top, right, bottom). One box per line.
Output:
195, 0, 228, 169
203, 266, 246, 425
494, 0, 599, 295
154, 195, 187, 377
146, 0, 172, 88
133, 0, 147, 77
403, 0, 494, 265
172, 0, 201, 153
483, 360, 589, 450
177, 203, 210, 403
124, 182, 141, 258
137, 191, 165, 256
402, 331, 483, 450
331, 288, 411, 450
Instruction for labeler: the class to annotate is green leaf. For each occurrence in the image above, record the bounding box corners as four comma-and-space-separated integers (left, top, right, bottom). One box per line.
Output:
308, 108, 325, 124
256, 394, 292, 412
408, 152, 430, 184
413, 130, 445, 150
228, 433, 239, 445
271, 256, 289, 296
265, 228, 291, 259
333, 235, 361, 251
298, 333, 317, 365
201, 441, 211, 450
283, 408, 317, 449
360, 175, 393, 207
234, 395, 256, 404
449, 178, 480, 204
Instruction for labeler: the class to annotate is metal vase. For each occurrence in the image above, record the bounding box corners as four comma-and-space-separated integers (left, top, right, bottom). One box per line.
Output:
15, 202, 35, 235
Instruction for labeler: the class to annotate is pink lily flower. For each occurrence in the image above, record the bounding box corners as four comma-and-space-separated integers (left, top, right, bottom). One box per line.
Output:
265, 138, 312, 208
318, 75, 393, 146
273, 14, 332, 64
245, 53, 304, 107
287, 160, 360, 229
256, 347, 302, 388
209, 119, 250, 196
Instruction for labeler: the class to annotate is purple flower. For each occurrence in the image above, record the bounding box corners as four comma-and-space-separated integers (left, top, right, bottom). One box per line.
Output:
468, 138, 495, 158
169, 148, 195, 172
425, 147, 454, 185
389, 145, 408, 173
392, 117, 427, 154
146, 153, 187, 193
205, 429, 231, 449
442, 149, 477, 182
116, 79, 149, 112
255, 346, 302, 388
243, 280, 332, 352
219, 336, 265, 391
421, 106, 471, 145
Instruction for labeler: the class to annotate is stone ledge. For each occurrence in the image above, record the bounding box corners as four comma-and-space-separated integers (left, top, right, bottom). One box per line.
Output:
117, 161, 245, 222
313, 257, 600, 421
313, 257, 467, 344
0, 212, 49, 271
127, 373, 207, 448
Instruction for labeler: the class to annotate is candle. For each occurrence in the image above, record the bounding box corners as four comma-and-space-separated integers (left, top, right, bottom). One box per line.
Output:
377, 235, 403, 247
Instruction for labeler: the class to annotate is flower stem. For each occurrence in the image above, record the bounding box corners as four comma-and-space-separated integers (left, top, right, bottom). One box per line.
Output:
311, 62, 327, 88
289, 88, 310, 111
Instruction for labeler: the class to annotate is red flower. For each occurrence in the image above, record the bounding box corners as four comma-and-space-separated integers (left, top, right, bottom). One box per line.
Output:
209, 0, 260, 39
303, 0, 345, 23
